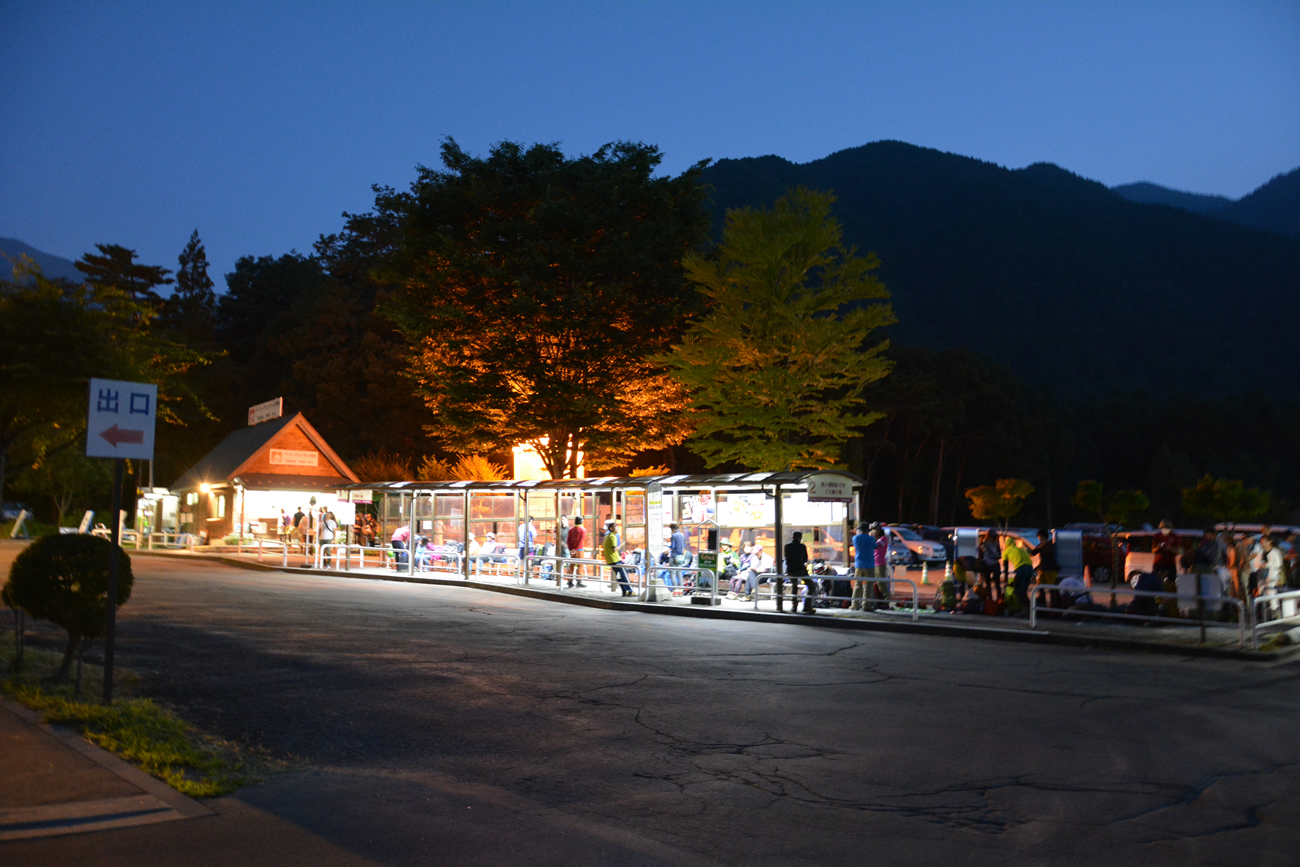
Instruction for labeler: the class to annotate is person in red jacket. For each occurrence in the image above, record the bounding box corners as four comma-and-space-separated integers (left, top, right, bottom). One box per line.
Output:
565, 516, 587, 588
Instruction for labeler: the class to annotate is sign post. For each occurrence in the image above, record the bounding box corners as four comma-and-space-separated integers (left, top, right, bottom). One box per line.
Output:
86, 378, 157, 704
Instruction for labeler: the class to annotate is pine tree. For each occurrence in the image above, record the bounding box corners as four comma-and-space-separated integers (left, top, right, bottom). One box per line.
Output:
663, 188, 895, 471
171, 229, 217, 329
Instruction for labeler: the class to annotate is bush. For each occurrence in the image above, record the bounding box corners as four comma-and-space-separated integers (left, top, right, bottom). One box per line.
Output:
4, 534, 133, 678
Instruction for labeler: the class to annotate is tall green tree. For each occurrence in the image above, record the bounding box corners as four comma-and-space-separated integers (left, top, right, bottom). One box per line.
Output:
0, 257, 209, 506
75, 243, 173, 306
374, 139, 711, 478
163, 229, 217, 338
663, 188, 895, 471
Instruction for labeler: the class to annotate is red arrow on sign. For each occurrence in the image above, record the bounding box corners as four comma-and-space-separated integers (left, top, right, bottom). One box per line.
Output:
100, 424, 145, 447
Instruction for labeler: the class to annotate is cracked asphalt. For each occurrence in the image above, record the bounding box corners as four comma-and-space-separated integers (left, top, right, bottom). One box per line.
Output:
9, 554, 1300, 865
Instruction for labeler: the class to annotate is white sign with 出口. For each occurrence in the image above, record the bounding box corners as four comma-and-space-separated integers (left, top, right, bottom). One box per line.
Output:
86, 378, 157, 460
269, 449, 318, 467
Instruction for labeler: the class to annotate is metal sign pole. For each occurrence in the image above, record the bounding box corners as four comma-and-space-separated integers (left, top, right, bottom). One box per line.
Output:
103, 457, 124, 704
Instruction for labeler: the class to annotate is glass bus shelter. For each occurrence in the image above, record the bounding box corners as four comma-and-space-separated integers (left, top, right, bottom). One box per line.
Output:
340, 471, 862, 579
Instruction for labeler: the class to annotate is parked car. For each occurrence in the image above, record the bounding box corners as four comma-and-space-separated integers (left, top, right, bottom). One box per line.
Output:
882, 524, 948, 564
1062, 523, 1123, 583
1115, 529, 1203, 580
899, 524, 955, 561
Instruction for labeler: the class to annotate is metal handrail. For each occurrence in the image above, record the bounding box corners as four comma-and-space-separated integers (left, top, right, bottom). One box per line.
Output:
745, 571, 920, 621
1027, 583, 1246, 646
520, 555, 608, 586
1251, 589, 1300, 649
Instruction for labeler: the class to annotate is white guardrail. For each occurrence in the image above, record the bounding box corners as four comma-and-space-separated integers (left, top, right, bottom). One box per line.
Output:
740, 571, 921, 621
521, 555, 718, 604
1251, 589, 1300, 650
1028, 583, 1247, 647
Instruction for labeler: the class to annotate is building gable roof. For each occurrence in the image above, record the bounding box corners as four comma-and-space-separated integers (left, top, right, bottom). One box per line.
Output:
171, 412, 359, 490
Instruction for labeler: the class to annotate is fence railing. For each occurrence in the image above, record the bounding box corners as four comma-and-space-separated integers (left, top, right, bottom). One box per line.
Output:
1251, 589, 1300, 649
739, 571, 920, 621
1028, 583, 1246, 646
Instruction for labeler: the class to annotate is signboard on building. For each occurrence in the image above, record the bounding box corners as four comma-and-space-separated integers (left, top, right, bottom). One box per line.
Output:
86, 378, 157, 460
345, 489, 373, 504
805, 473, 854, 503
248, 397, 284, 426
269, 449, 318, 467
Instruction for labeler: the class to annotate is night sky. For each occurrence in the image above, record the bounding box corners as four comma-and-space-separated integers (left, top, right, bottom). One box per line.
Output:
3, 1, 1297, 284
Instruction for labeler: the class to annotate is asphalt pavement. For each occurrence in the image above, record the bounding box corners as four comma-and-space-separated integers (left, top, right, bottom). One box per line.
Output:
4, 550, 1300, 865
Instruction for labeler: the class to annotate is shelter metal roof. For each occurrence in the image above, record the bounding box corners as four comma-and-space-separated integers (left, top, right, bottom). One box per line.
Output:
340, 470, 862, 495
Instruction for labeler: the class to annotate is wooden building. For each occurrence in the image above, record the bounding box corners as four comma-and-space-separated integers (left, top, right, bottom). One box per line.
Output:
170, 413, 359, 542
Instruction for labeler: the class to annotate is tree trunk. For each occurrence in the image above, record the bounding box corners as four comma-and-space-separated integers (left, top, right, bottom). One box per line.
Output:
897, 432, 929, 522
57, 631, 80, 680
928, 437, 947, 526
949, 451, 967, 526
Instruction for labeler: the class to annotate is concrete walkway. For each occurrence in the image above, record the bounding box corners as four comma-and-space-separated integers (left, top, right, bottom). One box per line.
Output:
0, 699, 211, 841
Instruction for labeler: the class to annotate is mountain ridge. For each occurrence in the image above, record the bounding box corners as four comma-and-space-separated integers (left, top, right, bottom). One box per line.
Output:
0, 237, 84, 283
698, 141, 1300, 395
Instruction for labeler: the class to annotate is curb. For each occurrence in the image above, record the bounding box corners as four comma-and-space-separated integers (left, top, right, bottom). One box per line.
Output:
138, 552, 1287, 662
0, 699, 213, 841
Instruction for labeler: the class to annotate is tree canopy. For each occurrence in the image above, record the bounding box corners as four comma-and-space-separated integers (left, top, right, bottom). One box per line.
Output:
0, 257, 209, 505
966, 478, 1036, 529
371, 139, 712, 477
663, 187, 894, 471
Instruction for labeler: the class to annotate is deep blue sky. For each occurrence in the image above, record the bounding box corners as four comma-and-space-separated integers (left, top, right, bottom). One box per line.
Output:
3, 1, 1298, 285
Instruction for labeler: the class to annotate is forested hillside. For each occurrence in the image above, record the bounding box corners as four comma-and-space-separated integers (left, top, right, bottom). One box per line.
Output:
699, 142, 1300, 395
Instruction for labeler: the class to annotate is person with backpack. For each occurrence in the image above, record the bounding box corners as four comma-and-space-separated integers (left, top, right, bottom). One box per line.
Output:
319, 509, 337, 567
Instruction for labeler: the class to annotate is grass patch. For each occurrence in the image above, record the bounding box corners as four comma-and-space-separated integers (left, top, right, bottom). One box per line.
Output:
2, 629, 262, 798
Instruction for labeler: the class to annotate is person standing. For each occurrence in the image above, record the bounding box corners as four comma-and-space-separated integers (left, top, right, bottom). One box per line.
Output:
319, 510, 337, 567
850, 522, 872, 611
291, 506, 305, 552
1002, 536, 1034, 613
872, 526, 890, 609
780, 531, 814, 614
297, 509, 316, 566
1031, 529, 1060, 609
1152, 520, 1182, 588
390, 523, 411, 567
602, 519, 632, 597
979, 530, 1003, 600
566, 516, 587, 588
669, 523, 688, 567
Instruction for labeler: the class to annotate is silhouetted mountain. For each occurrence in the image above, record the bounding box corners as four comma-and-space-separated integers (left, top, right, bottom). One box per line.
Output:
699, 141, 1300, 395
0, 237, 84, 283
1212, 166, 1300, 238
1111, 182, 1230, 215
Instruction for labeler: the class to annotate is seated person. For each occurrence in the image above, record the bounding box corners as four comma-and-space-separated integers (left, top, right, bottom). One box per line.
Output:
476, 533, 508, 565
413, 536, 433, 571
1127, 571, 1163, 618
1058, 574, 1092, 608
742, 545, 775, 600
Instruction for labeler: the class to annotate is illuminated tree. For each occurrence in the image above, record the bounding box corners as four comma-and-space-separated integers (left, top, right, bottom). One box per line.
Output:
966, 478, 1036, 529
374, 139, 710, 477
662, 188, 894, 470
